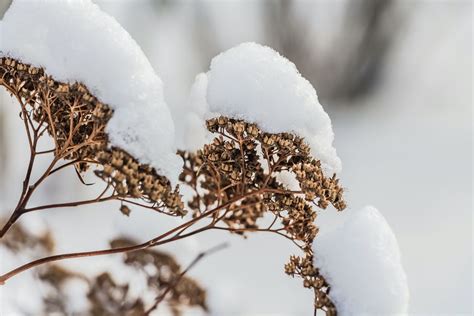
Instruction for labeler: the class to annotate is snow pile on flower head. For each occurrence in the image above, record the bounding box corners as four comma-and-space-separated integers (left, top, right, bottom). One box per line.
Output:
0, 0, 181, 184
184, 42, 341, 175
314, 206, 409, 315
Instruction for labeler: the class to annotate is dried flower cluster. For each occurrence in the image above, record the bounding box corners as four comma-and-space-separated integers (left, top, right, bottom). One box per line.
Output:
1, 57, 347, 315
0, 222, 206, 316
87, 272, 146, 316
1, 220, 75, 314
285, 252, 336, 315
94, 149, 185, 216
0, 58, 111, 162
180, 116, 346, 312
1, 219, 54, 254
111, 238, 208, 315
0, 57, 183, 217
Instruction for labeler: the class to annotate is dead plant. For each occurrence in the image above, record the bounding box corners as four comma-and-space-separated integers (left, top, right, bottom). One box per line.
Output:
0, 57, 346, 315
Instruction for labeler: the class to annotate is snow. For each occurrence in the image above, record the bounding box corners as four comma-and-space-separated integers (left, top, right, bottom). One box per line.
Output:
0, 1, 469, 315
275, 170, 301, 192
183, 73, 210, 150
314, 206, 409, 315
62, 278, 91, 313
185, 42, 341, 175
0, 0, 181, 184
0, 247, 45, 315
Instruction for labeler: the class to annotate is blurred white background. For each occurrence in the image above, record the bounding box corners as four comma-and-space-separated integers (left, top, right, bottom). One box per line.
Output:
0, 0, 472, 315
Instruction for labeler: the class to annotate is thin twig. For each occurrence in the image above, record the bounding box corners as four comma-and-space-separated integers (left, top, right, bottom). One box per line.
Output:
0, 190, 262, 284
22, 195, 117, 214
143, 243, 228, 315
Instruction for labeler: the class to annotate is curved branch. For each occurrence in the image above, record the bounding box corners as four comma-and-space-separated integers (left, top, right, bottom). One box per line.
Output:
0, 190, 264, 284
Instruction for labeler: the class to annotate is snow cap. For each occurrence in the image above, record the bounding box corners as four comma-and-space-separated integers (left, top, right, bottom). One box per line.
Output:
184, 42, 341, 175
314, 206, 409, 315
1, 0, 181, 184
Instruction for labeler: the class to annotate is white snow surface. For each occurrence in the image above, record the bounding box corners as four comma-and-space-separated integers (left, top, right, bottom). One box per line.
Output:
314, 206, 409, 315
185, 42, 341, 175
0, 0, 181, 184
183, 73, 210, 150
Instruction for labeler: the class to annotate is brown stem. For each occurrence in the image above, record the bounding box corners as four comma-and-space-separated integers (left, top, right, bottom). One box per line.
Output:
49, 159, 99, 176
35, 149, 55, 155
0, 112, 40, 238
16, 93, 34, 149
238, 137, 247, 194
0, 211, 22, 239
0, 224, 211, 285
23, 194, 118, 214
211, 225, 302, 248
0, 157, 58, 235
0, 190, 262, 284
116, 198, 168, 215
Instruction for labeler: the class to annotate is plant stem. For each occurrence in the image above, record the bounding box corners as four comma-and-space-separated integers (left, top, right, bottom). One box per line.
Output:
143, 243, 228, 315
0, 190, 262, 284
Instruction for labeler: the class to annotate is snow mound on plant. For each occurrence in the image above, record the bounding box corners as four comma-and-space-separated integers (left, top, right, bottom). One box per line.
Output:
0, 0, 181, 184
185, 42, 341, 175
314, 206, 409, 315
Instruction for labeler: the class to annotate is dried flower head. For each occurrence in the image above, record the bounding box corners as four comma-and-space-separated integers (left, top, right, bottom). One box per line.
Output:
0, 57, 184, 216
180, 116, 346, 313
111, 238, 208, 315
1, 57, 346, 314
0, 218, 54, 253
0, 223, 206, 315
285, 252, 336, 315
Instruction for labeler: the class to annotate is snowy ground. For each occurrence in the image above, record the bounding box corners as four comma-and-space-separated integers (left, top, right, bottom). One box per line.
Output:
0, 0, 472, 315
